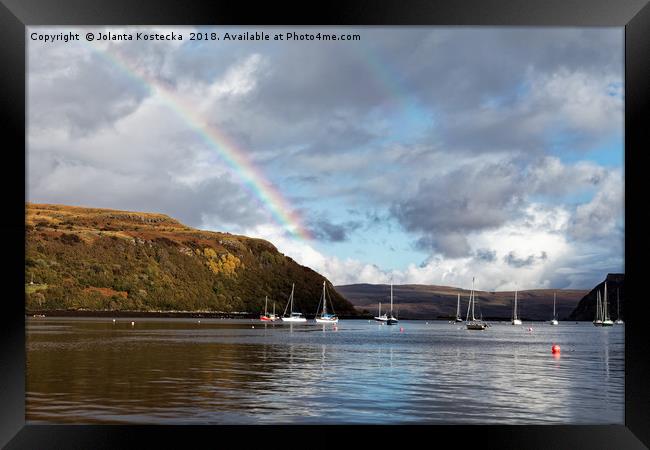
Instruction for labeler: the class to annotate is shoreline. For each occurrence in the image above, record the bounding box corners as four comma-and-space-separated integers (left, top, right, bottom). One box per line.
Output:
25, 310, 584, 322
25, 309, 369, 320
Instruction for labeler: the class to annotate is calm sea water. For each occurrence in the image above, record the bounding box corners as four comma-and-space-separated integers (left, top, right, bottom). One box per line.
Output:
26, 317, 624, 424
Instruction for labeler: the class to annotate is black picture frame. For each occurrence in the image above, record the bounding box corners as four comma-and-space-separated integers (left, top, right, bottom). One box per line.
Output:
1, 0, 648, 448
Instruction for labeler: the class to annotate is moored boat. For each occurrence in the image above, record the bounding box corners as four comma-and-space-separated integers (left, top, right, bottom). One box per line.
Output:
614, 288, 624, 324
511, 289, 522, 325
549, 292, 559, 325
386, 283, 398, 325
593, 290, 603, 326
260, 296, 277, 321
455, 293, 463, 322
281, 283, 307, 322
374, 301, 388, 323
314, 281, 339, 324
601, 282, 613, 327
466, 277, 487, 330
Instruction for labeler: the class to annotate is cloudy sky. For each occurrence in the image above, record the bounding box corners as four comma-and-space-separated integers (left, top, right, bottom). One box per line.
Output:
27, 27, 624, 290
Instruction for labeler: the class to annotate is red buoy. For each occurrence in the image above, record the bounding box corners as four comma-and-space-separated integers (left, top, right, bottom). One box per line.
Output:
551, 344, 561, 354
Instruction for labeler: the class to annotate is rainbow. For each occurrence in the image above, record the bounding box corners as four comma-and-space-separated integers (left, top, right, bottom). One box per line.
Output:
81, 37, 312, 240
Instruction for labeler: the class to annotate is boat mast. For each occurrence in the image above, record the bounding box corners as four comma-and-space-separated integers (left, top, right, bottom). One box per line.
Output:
603, 281, 609, 322
513, 289, 518, 321
264, 296, 268, 316
390, 282, 394, 316
321, 281, 327, 316
553, 292, 556, 319
290, 283, 295, 314
456, 293, 461, 319
617, 288, 620, 320
596, 290, 601, 321
379, 302, 381, 317
470, 277, 476, 321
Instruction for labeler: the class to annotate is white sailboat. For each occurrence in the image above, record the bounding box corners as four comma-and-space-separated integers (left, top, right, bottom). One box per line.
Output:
314, 281, 338, 324
281, 283, 307, 322
374, 301, 388, 323
466, 277, 487, 330
511, 289, 522, 325
549, 292, 559, 325
614, 288, 624, 324
386, 283, 398, 325
602, 282, 614, 326
455, 293, 463, 322
593, 290, 603, 326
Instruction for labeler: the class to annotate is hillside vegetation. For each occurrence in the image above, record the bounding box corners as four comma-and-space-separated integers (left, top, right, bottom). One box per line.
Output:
25, 203, 356, 315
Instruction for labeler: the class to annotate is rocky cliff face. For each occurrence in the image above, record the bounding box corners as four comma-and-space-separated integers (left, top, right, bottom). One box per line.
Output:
25, 203, 357, 315
567, 274, 625, 321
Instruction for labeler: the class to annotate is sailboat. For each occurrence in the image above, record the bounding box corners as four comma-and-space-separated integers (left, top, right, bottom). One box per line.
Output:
386, 283, 398, 325
455, 293, 463, 322
602, 282, 614, 326
281, 283, 307, 322
614, 288, 624, 324
260, 296, 272, 321
260, 296, 278, 321
374, 301, 388, 323
466, 277, 487, 330
314, 281, 338, 324
511, 289, 522, 325
549, 292, 559, 325
593, 290, 603, 326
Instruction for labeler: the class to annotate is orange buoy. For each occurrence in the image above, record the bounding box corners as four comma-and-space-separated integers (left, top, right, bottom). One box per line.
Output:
551, 344, 561, 354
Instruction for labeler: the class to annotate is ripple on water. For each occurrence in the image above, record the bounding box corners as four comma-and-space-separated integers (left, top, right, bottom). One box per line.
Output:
26, 319, 624, 424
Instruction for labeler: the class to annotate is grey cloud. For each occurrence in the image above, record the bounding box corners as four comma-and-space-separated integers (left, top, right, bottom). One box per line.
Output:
415, 233, 471, 259
307, 217, 362, 242
391, 161, 524, 256
27, 151, 267, 231
504, 251, 548, 268
29, 44, 150, 136
475, 248, 497, 262
568, 172, 624, 242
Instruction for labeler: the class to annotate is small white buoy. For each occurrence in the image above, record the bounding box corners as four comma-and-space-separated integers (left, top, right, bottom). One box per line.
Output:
112, 319, 116, 323
252, 325, 255, 329
197, 320, 201, 324
131, 321, 135, 326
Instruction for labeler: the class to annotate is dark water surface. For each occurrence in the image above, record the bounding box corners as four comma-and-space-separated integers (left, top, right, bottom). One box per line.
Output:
26, 317, 624, 424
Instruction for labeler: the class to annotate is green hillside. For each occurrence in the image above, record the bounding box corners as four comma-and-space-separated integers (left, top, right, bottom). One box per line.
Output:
25, 203, 356, 316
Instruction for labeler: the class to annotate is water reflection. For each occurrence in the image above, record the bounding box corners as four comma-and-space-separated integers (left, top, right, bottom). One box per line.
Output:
26, 318, 624, 424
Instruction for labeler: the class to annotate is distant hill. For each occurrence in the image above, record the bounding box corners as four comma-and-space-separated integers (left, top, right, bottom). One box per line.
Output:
336, 283, 588, 321
567, 274, 625, 321
25, 203, 357, 316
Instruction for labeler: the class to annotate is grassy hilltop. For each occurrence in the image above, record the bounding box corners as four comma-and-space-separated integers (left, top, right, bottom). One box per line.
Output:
25, 203, 356, 316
